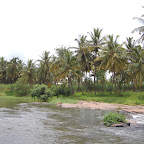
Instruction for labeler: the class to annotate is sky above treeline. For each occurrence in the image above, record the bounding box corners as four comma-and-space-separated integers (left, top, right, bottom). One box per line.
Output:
0, 0, 144, 62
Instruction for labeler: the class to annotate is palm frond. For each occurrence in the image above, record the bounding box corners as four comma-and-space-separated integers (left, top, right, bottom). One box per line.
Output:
133, 17, 144, 24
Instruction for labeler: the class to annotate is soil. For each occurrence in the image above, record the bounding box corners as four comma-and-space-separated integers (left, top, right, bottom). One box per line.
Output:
57, 101, 144, 114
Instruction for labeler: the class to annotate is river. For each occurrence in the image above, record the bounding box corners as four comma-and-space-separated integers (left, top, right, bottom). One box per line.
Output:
0, 100, 144, 144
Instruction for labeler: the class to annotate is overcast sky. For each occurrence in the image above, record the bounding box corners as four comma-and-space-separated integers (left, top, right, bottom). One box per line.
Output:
0, 0, 143, 63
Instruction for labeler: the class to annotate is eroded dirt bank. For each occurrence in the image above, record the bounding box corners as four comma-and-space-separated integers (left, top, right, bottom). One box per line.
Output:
57, 101, 144, 114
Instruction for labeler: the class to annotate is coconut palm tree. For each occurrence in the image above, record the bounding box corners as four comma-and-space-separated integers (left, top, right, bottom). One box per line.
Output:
74, 35, 89, 71
0, 57, 7, 83
51, 47, 80, 94
88, 28, 105, 52
88, 28, 106, 94
21, 59, 36, 84
124, 37, 136, 50
38, 51, 52, 86
6, 57, 22, 84
74, 35, 90, 93
68, 35, 89, 92
120, 37, 137, 89
127, 45, 144, 88
97, 35, 127, 90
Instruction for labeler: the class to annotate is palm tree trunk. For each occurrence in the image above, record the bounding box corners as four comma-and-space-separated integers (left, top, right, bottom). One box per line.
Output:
69, 76, 74, 95
68, 77, 71, 89
77, 79, 80, 91
81, 66, 84, 95
94, 64, 96, 95
85, 72, 88, 92
114, 72, 117, 92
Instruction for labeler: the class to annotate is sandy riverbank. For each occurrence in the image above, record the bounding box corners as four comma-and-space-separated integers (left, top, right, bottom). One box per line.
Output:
57, 101, 144, 114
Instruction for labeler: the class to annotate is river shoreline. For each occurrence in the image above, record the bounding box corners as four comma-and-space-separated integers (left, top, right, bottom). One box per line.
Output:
56, 101, 144, 114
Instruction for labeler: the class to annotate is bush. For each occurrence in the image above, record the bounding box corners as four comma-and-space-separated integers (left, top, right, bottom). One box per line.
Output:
106, 85, 113, 93
14, 77, 31, 96
40, 94, 49, 102
53, 85, 72, 96
96, 85, 104, 92
31, 84, 54, 102
63, 87, 72, 96
103, 112, 126, 127
84, 78, 94, 91
31, 84, 47, 99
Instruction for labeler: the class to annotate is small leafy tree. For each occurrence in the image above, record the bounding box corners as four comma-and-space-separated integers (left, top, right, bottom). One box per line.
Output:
14, 77, 31, 96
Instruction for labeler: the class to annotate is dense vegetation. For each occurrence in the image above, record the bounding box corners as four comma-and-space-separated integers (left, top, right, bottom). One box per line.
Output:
0, 83, 144, 105
103, 112, 126, 127
0, 11, 144, 103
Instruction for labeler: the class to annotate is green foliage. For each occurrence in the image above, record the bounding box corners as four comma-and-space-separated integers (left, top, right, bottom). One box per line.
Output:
84, 78, 94, 91
103, 112, 126, 127
0, 84, 12, 92
5, 90, 15, 96
40, 94, 48, 102
31, 84, 54, 102
96, 85, 104, 92
54, 85, 72, 97
0, 95, 36, 103
14, 77, 31, 96
106, 84, 113, 93
73, 91, 144, 105
31, 84, 47, 98
50, 96, 78, 104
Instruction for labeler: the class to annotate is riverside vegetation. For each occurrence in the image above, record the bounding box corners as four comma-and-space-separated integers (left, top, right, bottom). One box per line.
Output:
0, 11, 144, 106
103, 112, 127, 127
0, 83, 144, 106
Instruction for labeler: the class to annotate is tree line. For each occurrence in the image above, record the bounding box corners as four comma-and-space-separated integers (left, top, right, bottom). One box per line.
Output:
0, 12, 144, 94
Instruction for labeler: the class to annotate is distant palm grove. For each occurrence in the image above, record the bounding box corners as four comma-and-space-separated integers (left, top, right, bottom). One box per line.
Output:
0, 12, 144, 94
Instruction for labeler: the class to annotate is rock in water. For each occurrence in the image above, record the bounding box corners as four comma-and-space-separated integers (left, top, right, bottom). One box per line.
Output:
111, 123, 130, 127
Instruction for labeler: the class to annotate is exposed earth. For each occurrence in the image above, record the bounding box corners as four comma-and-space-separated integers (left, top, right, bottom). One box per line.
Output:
57, 101, 144, 114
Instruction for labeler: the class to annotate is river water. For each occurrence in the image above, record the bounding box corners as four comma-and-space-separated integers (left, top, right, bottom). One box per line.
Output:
0, 100, 144, 144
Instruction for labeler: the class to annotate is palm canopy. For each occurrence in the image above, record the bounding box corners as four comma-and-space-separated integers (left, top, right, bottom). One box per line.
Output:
75, 35, 87, 48
6, 57, 23, 83
132, 14, 144, 44
37, 51, 52, 85
21, 59, 36, 84
124, 37, 136, 50
128, 46, 144, 87
97, 35, 127, 74
0, 57, 7, 83
88, 28, 105, 53
71, 35, 90, 73
51, 48, 80, 85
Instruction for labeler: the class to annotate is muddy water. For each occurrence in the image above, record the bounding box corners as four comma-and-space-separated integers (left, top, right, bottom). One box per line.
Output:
0, 100, 144, 144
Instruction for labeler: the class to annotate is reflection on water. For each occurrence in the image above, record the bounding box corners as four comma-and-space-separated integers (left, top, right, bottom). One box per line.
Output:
0, 100, 144, 144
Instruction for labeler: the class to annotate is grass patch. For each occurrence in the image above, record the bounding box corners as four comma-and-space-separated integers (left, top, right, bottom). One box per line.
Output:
73, 91, 144, 106
50, 96, 78, 104
49, 91, 144, 106
0, 95, 36, 102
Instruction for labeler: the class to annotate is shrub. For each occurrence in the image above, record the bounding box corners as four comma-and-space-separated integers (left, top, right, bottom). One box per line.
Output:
84, 78, 94, 91
31, 84, 47, 99
14, 77, 31, 96
53, 85, 72, 96
31, 84, 54, 102
96, 85, 104, 92
40, 94, 48, 102
64, 87, 72, 96
106, 85, 113, 93
103, 112, 126, 127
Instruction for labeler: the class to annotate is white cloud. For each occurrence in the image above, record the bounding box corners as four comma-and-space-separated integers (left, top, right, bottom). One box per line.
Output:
0, 0, 143, 62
